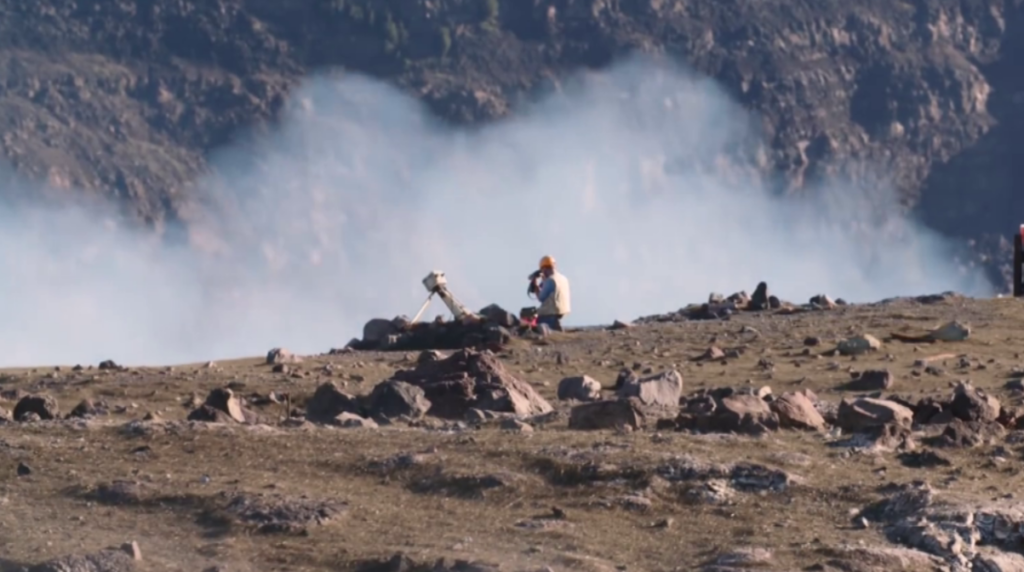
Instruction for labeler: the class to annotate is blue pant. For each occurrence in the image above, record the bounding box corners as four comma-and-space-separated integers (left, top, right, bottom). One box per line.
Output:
537, 314, 564, 332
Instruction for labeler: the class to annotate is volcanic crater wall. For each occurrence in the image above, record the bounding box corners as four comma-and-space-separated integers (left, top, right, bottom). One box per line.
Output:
0, 0, 1022, 285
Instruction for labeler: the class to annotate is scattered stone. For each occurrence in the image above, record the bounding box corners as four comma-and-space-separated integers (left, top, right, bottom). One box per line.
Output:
557, 375, 603, 402
803, 336, 821, 347
609, 320, 632, 330
17, 462, 31, 477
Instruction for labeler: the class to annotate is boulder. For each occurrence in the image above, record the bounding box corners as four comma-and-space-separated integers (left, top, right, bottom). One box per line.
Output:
14, 394, 59, 421
836, 397, 913, 432
362, 318, 400, 343
707, 394, 779, 434
266, 348, 301, 365
201, 388, 246, 423
617, 370, 683, 408
950, 382, 1000, 422
748, 281, 771, 310
390, 349, 552, 419
770, 392, 826, 431
568, 399, 644, 431
478, 304, 519, 328
557, 375, 603, 402
306, 382, 363, 422
837, 334, 882, 356
367, 380, 431, 420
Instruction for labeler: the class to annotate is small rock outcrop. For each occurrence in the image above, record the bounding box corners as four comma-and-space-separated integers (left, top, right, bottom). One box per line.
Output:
389, 349, 552, 419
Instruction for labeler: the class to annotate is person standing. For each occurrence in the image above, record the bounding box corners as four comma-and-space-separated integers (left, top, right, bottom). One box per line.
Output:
532, 255, 571, 331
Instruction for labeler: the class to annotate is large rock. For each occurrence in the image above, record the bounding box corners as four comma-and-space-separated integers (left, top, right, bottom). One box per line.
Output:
14, 394, 59, 421
568, 399, 644, 431
305, 382, 363, 423
840, 369, 894, 392
389, 349, 552, 419
350, 321, 514, 352
707, 394, 779, 434
557, 375, 603, 402
362, 318, 400, 343
617, 370, 683, 408
837, 397, 913, 432
367, 380, 431, 420
266, 347, 301, 365
770, 392, 826, 431
949, 382, 1001, 422
837, 334, 882, 356
187, 387, 249, 424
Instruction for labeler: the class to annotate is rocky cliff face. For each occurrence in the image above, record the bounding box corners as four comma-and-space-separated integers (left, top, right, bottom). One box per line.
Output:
1, 0, 1022, 285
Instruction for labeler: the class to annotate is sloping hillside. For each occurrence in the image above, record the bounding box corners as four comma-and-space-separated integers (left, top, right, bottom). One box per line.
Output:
1, 0, 1022, 282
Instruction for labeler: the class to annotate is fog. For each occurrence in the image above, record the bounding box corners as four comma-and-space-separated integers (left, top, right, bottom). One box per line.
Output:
0, 55, 993, 367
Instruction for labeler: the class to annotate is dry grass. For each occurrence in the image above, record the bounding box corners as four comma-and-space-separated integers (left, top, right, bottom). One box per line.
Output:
1, 295, 1022, 571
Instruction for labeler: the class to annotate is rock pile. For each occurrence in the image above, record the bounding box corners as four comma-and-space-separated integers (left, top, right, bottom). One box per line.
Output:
346, 304, 537, 352
301, 349, 553, 426
637, 281, 846, 323
643, 379, 1016, 449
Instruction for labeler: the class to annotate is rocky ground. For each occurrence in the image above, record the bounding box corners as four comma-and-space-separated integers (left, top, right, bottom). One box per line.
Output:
2, 290, 1024, 571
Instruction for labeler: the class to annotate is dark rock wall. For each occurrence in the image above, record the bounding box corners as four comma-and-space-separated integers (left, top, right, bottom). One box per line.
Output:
0, 0, 1021, 284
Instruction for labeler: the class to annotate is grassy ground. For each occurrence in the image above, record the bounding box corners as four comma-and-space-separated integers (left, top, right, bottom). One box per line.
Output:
1, 295, 1021, 571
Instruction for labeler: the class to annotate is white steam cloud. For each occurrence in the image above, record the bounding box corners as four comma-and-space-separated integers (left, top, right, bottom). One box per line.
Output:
0, 55, 993, 367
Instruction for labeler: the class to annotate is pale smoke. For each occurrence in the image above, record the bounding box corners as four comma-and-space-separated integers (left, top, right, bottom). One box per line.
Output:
0, 56, 993, 367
